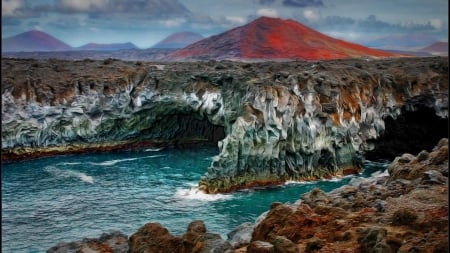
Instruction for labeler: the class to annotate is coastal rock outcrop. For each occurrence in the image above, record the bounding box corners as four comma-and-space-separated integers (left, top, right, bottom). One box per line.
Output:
241, 138, 448, 252
2, 57, 448, 193
47, 139, 448, 252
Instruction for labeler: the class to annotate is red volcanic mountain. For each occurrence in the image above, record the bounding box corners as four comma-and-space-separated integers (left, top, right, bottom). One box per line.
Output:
168, 17, 399, 60
421, 42, 448, 54
2, 30, 72, 52
152, 31, 204, 49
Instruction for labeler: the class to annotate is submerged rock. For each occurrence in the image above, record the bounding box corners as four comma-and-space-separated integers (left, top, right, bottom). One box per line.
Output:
2, 57, 448, 193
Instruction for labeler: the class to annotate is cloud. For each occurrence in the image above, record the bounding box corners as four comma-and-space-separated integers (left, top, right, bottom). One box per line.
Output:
1, 0, 49, 18
225, 16, 247, 25
257, 8, 279, 18
58, 0, 108, 12
2, 0, 24, 17
429, 19, 443, 30
283, 0, 323, 7
259, 0, 277, 4
159, 18, 186, 27
55, 0, 190, 18
303, 9, 320, 22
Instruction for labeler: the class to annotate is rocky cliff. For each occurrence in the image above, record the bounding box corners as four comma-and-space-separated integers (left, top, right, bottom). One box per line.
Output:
2, 57, 448, 193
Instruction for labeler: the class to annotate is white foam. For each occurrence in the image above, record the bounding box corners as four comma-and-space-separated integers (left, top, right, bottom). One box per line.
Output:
90, 155, 165, 166
284, 180, 314, 185
144, 147, 164, 152
174, 186, 232, 201
371, 169, 389, 178
44, 166, 94, 184
90, 158, 139, 166
61, 162, 82, 165
78, 173, 94, 183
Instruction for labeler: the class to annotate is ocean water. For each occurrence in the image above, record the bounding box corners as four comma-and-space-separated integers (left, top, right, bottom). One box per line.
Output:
1, 146, 388, 253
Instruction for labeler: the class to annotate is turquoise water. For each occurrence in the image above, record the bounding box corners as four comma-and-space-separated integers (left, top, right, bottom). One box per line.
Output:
1, 146, 387, 253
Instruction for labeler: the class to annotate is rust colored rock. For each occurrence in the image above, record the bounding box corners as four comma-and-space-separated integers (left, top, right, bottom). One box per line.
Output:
246, 139, 448, 253
128, 223, 182, 253
247, 241, 275, 253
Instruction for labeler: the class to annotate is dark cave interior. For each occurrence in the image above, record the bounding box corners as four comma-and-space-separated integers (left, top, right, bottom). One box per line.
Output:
365, 106, 448, 162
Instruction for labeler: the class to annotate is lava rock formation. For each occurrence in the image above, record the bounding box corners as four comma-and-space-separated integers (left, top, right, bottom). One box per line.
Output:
1, 57, 448, 193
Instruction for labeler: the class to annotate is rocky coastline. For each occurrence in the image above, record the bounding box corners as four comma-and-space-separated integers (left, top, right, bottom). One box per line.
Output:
47, 138, 448, 252
2, 57, 448, 194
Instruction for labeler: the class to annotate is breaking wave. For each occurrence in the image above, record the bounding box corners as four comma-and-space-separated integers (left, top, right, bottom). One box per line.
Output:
174, 185, 232, 201
44, 166, 94, 183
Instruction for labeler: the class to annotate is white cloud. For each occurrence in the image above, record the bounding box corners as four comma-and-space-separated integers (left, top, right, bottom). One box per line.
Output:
32, 25, 43, 31
430, 18, 443, 30
257, 8, 279, 18
303, 8, 320, 22
59, 0, 109, 12
225, 16, 247, 25
2, 0, 23, 17
159, 18, 186, 27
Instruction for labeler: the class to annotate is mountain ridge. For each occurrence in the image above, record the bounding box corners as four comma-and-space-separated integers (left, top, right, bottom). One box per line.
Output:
169, 16, 400, 60
152, 31, 204, 49
2, 30, 72, 52
2, 30, 139, 52
77, 42, 138, 51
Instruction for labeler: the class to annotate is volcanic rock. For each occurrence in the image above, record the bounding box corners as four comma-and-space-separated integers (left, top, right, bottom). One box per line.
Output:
246, 138, 449, 252
1, 57, 448, 193
128, 220, 232, 253
47, 231, 129, 253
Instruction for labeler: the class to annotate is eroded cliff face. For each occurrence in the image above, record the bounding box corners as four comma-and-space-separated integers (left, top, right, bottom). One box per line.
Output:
2, 57, 448, 193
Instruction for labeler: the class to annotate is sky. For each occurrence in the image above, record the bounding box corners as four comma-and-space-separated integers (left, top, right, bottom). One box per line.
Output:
1, 0, 448, 49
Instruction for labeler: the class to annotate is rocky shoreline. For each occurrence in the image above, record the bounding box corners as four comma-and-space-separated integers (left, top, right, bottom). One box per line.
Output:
47, 138, 448, 253
2, 57, 448, 193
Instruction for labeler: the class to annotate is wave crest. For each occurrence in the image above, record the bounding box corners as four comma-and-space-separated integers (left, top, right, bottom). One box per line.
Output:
174, 186, 232, 201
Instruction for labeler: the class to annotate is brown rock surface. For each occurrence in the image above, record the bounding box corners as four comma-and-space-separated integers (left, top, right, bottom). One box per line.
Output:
245, 138, 449, 252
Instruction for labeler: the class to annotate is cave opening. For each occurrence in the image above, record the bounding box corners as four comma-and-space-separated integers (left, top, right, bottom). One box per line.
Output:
138, 112, 226, 150
364, 106, 448, 162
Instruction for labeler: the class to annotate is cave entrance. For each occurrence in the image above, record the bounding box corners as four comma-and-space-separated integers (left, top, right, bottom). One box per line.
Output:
138, 112, 226, 149
365, 105, 448, 162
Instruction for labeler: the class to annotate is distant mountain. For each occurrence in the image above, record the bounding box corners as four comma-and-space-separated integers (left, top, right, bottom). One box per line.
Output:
77, 42, 138, 51
152, 32, 204, 49
421, 42, 448, 54
168, 17, 399, 61
364, 33, 438, 49
2, 30, 72, 52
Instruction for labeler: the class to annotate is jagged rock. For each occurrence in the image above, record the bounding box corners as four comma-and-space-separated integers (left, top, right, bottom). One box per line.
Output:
243, 138, 448, 252
248, 241, 275, 253
227, 222, 255, 248
127, 220, 231, 253
358, 227, 393, 253
47, 231, 129, 253
129, 223, 182, 253
272, 236, 299, 253
2, 57, 448, 193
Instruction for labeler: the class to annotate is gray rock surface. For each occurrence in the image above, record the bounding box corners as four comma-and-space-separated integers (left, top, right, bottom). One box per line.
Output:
2, 57, 448, 193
